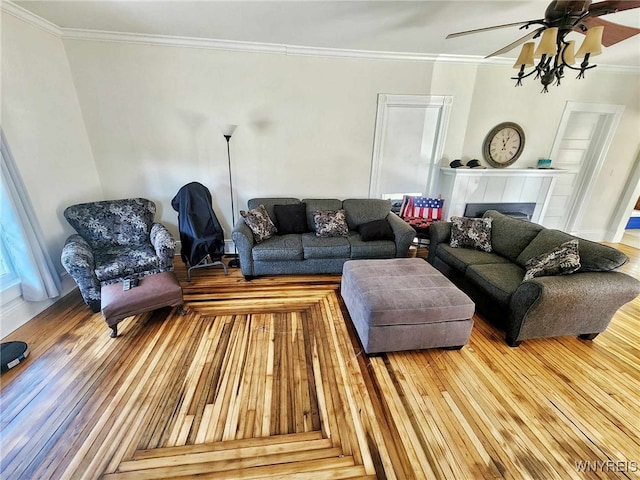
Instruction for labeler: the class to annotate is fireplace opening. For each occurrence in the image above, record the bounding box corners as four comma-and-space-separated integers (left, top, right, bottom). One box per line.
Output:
464, 202, 536, 220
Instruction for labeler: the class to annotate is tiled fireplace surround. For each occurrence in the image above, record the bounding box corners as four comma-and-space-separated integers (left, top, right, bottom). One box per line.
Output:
438, 167, 566, 224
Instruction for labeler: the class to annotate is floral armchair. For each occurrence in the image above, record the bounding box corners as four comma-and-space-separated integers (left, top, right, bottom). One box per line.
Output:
61, 198, 175, 312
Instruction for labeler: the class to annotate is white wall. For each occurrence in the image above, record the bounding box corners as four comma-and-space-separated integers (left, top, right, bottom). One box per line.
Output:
1, 12, 102, 268
62, 39, 438, 236
1, 12, 102, 336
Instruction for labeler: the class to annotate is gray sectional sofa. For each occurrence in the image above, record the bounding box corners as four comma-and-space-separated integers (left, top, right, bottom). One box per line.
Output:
428, 210, 640, 346
232, 197, 415, 278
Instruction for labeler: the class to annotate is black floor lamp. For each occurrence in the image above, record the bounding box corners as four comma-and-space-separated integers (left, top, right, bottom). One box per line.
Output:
221, 124, 239, 268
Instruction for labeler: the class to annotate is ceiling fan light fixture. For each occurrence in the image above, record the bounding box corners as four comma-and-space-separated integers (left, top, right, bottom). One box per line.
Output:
561, 40, 576, 65
513, 42, 535, 68
575, 26, 604, 57
533, 27, 558, 57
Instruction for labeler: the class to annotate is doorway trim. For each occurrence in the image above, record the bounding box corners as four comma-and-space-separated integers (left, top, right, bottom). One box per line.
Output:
608, 150, 640, 242
547, 102, 624, 234
369, 94, 452, 199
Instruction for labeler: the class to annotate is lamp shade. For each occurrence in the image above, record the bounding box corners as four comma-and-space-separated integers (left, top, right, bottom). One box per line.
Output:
220, 124, 238, 137
561, 40, 576, 65
534, 27, 558, 58
576, 26, 603, 57
513, 42, 535, 68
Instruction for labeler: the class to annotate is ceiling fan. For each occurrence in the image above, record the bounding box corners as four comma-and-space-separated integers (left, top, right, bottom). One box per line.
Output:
447, 0, 640, 57
446, 0, 640, 90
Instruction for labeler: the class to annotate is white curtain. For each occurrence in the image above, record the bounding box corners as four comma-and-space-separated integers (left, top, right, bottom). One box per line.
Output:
0, 129, 61, 301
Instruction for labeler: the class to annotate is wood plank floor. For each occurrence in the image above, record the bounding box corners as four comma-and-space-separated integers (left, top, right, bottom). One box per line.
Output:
1, 245, 639, 479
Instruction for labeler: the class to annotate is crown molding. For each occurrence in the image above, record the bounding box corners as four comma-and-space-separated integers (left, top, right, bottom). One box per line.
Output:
1, 1, 61, 37
55, 27, 526, 67
3, 1, 638, 74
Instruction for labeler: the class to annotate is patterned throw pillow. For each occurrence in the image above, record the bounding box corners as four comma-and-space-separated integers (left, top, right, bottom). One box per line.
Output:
523, 239, 581, 281
240, 204, 277, 243
450, 217, 492, 252
313, 210, 349, 238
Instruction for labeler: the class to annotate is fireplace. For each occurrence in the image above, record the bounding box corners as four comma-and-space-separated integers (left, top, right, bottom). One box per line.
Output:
437, 167, 567, 224
464, 202, 536, 220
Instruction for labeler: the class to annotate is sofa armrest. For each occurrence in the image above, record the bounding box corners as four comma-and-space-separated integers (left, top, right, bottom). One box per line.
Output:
232, 219, 255, 276
508, 271, 640, 344
428, 221, 451, 264
150, 223, 176, 270
61, 234, 101, 312
386, 212, 415, 257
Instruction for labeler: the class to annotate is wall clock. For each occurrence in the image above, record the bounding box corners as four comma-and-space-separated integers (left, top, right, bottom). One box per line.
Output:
482, 122, 525, 168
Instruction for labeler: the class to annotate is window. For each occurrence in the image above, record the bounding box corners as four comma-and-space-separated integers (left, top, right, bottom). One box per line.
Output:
0, 224, 21, 305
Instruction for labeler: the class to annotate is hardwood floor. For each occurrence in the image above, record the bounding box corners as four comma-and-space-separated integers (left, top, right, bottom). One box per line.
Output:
1, 246, 639, 479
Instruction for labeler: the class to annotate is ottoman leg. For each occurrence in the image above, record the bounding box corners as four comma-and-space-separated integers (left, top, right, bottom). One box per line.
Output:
109, 325, 118, 338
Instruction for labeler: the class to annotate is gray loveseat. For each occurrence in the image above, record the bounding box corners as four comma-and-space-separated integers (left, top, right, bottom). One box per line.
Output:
428, 210, 640, 346
232, 198, 415, 278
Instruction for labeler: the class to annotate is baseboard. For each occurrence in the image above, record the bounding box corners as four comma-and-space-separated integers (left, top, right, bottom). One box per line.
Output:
0, 273, 77, 340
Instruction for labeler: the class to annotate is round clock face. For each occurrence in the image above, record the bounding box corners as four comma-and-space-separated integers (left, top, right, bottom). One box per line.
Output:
482, 122, 525, 168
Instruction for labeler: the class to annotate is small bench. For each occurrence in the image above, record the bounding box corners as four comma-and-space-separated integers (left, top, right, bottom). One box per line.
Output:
341, 258, 475, 354
101, 272, 185, 338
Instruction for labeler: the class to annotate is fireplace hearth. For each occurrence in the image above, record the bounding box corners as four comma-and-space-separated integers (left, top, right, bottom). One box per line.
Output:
464, 202, 536, 220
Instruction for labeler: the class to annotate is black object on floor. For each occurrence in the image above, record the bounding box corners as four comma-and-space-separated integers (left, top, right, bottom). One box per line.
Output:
1, 341, 29, 374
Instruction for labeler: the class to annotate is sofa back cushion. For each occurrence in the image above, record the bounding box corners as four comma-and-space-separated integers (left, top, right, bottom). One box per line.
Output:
273, 203, 309, 234
303, 199, 343, 232
342, 198, 391, 230
483, 210, 544, 262
248, 198, 300, 224
516, 229, 628, 272
64, 198, 155, 250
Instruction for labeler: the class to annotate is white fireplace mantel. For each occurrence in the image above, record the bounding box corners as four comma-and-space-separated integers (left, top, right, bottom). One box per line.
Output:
437, 167, 567, 224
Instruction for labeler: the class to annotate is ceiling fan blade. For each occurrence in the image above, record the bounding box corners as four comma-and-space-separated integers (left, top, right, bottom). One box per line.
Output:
587, 0, 640, 17
484, 28, 545, 58
579, 16, 640, 46
446, 21, 541, 39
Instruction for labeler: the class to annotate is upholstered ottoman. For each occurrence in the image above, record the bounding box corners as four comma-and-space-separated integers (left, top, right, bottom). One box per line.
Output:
341, 258, 475, 354
101, 272, 185, 338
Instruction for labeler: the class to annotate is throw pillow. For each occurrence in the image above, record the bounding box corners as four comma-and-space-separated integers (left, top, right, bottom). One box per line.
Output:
358, 219, 394, 242
313, 210, 349, 238
523, 239, 581, 281
274, 203, 308, 235
240, 204, 277, 243
450, 217, 493, 252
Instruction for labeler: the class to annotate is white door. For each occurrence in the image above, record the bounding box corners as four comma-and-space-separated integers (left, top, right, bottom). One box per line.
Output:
542, 102, 623, 232
369, 94, 452, 200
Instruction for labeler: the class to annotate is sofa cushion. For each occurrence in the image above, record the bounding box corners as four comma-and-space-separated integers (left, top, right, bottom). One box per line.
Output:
349, 233, 396, 259
248, 198, 300, 223
274, 202, 308, 234
450, 217, 492, 252
358, 219, 394, 242
240, 204, 278, 243
523, 239, 581, 281
251, 234, 303, 262
466, 263, 526, 307
516, 229, 627, 272
313, 210, 349, 237
435, 244, 511, 274
342, 198, 391, 230
94, 245, 159, 282
483, 210, 544, 262
302, 233, 350, 259
63, 198, 155, 250
303, 199, 343, 232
